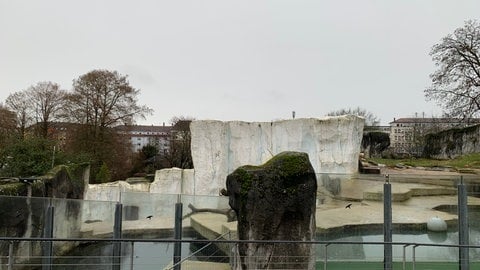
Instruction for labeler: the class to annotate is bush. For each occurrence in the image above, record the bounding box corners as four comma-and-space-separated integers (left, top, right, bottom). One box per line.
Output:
95, 162, 111, 183
0, 137, 55, 177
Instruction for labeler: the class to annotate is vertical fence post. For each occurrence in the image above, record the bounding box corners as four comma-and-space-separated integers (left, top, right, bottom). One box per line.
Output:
173, 195, 183, 270
324, 244, 329, 270
112, 202, 123, 270
8, 241, 14, 270
412, 245, 417, 270
402, 244, 409, 270
130, 241, 134, 270
42, 202, 54, 270
384, 175, 392, 270
458, 176, 469, 270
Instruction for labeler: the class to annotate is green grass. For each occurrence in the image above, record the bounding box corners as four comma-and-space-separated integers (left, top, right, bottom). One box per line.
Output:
369, 153, 480, 171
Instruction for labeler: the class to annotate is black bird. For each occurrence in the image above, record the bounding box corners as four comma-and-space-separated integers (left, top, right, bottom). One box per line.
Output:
345, 203, 352, 209
146, 215, 153, 220
220, 188, 229, 196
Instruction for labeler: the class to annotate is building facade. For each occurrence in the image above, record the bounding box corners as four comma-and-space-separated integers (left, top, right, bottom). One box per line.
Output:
114, 124, 173, 154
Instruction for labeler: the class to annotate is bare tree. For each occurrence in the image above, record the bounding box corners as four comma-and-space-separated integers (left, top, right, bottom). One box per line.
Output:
67, 69, 152, 129
326, 107, 380, 126
5, 90, 33, 138
0, 104, 17, 147
28, 81, 67, 138
425, 20, 480, 119
65, 69, 152, 181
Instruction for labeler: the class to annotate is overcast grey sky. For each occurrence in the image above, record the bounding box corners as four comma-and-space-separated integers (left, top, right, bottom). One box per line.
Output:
1, 1, 479, 126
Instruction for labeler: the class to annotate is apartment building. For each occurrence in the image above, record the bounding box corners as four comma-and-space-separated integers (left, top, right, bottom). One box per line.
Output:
35, 122, 175, 155
114, 124, 173, 154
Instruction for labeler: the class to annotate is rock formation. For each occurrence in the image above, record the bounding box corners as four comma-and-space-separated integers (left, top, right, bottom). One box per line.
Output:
225, 151, 317, 269
191, 116, 364, 195
361, 131, 390, 158
423, 124, 480, 159
0, 164, 89, 267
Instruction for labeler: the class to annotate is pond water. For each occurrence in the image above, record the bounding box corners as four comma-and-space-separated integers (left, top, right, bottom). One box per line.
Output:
316, 209, 480, 262
52, 210, 480, 268
53, 231, 229, 270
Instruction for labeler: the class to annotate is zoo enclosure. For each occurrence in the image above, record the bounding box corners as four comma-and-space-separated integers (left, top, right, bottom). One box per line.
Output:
0, 172, 480, 269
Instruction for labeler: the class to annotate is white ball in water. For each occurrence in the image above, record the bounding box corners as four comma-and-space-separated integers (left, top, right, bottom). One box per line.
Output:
427, 217, 447, 232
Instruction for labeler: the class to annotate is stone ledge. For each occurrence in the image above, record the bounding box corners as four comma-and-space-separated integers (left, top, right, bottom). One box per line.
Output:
363, 185, 457, 202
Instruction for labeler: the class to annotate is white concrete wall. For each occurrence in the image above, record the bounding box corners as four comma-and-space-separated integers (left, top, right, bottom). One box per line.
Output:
191, 116, 364, 195
150, 168, 195, 194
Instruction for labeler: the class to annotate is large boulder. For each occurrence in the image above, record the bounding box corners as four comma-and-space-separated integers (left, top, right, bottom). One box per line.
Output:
225, 151, 317, 269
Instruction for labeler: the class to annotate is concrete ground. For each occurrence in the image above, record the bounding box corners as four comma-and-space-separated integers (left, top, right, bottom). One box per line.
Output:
190, 169, 480, 241
82, 169, 480, 239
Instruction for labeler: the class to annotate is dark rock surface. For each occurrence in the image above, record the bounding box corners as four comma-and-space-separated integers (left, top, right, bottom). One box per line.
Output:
423, 124, 480, 159
225, 151, 317, 269
361, 131, 390, 158
0, 164, 89, 267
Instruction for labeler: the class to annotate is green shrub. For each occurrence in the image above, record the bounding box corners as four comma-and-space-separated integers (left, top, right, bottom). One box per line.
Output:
95, 162, 111, 183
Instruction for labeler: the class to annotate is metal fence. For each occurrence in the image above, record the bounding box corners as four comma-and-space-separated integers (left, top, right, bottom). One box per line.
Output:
1, 172, 480, 269
1, 237, 480, 270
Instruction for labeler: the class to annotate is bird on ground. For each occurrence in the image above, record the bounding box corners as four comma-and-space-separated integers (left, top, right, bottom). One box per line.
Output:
220, 188, 228, 196
345, 203, 352, 209
146, 215, 153, 220
20, 178, 32, 185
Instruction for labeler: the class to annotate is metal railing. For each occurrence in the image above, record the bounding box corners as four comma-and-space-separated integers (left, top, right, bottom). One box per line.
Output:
1, 237, 480, 270
166, 231, 233, 270
1, 173, 480, 269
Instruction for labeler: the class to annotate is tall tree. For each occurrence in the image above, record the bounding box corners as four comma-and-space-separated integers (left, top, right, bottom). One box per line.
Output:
0, 104, 17, 147
67, 69, 152, 128
28, 81, 67, 138
5, 90, 32, 138
65, 69, 152, 181
425, 20, 480, 120
326, 107, 380, 126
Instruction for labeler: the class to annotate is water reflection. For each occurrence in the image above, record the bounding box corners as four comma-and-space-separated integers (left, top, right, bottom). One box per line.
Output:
52, 231, 229, 270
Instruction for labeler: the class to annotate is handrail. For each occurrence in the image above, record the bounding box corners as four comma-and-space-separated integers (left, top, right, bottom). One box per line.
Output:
3, 238, 480, 270
166, 231, 232, 269
2, 236, 480, 249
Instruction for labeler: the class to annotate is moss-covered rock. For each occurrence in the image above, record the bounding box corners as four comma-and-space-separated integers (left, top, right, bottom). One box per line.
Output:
0, 163, 89, 267
423, 124, 480, 158
225, 151, 317, 269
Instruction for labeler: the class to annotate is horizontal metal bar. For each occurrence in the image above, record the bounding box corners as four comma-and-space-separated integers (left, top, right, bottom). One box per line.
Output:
1, 237, 480, 249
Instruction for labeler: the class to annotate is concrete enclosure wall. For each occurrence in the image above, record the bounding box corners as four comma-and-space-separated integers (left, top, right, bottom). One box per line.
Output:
191, 116, 364, 195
